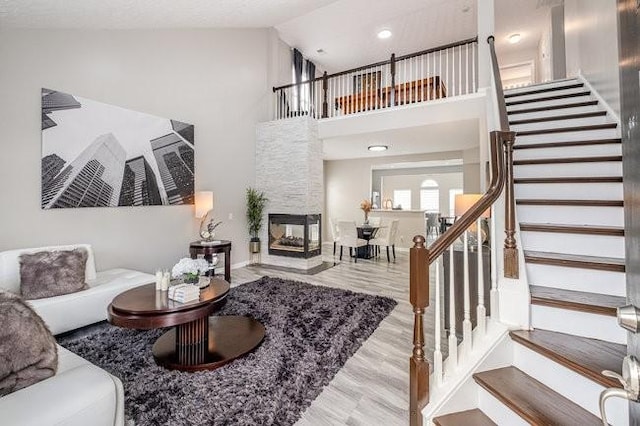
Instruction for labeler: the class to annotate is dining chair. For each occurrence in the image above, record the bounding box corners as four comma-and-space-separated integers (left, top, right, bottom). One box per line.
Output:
336, 221, 368, 263
425, 212, 440, 236
329, 217, 341, 256
369, 219, 399, 262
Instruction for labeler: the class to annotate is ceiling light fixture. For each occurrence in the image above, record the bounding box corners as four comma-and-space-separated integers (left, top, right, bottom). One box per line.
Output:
377, 29, 392, 40
509, 33, 522, 44
368, 145, 388, 152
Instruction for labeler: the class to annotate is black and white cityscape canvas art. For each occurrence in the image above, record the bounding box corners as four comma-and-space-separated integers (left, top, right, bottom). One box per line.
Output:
41, 88, 195, 209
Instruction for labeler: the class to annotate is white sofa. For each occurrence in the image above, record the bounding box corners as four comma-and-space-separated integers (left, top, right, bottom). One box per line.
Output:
0, 244, 155, 335
0, 244, 156, 426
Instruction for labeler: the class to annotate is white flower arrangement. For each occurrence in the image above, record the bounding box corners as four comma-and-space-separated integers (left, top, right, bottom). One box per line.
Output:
171, 257, 210, 279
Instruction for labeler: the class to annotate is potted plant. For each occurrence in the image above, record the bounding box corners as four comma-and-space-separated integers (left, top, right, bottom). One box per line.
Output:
246, 187, 268, 254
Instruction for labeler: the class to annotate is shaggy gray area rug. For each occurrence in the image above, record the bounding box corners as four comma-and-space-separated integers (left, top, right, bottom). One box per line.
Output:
58, 276, 397, 426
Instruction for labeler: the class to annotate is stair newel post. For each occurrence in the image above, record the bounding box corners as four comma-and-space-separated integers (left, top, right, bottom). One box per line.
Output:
409, 235, 429, 426
321, 71, 329, 119
390, 53, 396, 107
502, 131, 519, 279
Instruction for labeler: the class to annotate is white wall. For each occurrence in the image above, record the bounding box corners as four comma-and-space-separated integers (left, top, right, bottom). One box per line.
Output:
564, 0, 621, 116
0, 29, 272, 272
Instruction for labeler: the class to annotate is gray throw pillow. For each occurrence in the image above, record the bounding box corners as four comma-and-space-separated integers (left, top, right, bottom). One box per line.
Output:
0, 291, 58, 396
19, 249, 89, 300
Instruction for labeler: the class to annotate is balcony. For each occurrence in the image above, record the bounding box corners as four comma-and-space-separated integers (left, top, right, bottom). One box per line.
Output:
272, 37, 479, 121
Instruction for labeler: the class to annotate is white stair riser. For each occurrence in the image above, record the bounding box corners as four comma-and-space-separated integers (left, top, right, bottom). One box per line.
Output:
515, 128, 619, 144
513, 344, 629, 426
504, 79, 580, 96
515, 182, 623, 200
516, 205, 624, 227
508, 104, 600, 121
506, 87, 589, 104
511, 116, 611, 132
525, 263, 626, 296
477, 386, 529, 426
514, 143, 621, 161
514, 161, 623, 178
507, 95, 594, 111
521, 232, 625, 258
531, 305, 626, 344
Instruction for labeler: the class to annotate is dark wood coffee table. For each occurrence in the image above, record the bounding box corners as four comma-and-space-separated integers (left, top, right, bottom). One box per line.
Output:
107, 279, 265, 371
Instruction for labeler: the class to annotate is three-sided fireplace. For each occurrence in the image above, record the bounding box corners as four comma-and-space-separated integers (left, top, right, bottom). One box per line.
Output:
268, 214, 321, 258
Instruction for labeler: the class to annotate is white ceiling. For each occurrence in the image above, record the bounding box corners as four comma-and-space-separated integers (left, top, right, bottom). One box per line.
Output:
322, 119, 479, 160
494, 0, 563, 64
276, 0, 477, 73
0, 0, 339, 29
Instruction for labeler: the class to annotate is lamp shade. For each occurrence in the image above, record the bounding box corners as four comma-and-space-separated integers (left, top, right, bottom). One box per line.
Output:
195, 191, 213, 218
454, 194, 490, 218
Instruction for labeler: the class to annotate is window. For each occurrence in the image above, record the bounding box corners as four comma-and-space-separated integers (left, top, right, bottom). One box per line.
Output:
449, 188, 463, 216
393, 190, 412, 210
420, 179, 439, 212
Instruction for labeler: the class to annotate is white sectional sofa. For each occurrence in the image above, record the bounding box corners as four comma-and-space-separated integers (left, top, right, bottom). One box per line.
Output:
0, 244, 155, 335
0, 244, 155, 426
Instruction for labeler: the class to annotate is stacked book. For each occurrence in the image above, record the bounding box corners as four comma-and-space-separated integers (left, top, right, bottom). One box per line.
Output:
168, 284, 201, 303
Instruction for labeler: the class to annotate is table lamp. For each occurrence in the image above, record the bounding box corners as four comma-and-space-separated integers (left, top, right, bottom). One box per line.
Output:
455, 194, 490, 247
195, 191, 213, 219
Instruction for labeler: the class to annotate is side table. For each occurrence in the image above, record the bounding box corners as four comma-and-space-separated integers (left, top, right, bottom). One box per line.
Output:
190, 240, 232, 282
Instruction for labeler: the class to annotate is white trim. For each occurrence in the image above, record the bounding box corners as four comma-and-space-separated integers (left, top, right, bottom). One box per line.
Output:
577, 72, 621, 126
232, 260, 250, 269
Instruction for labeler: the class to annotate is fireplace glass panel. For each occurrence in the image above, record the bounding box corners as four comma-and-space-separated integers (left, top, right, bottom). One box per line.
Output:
268, 214, 321, 258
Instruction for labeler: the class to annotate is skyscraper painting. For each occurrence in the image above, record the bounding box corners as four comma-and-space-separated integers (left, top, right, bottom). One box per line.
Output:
41, 88, 194, 209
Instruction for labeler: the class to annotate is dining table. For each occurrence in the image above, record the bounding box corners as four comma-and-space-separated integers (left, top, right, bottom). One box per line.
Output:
356, 225, 380, 259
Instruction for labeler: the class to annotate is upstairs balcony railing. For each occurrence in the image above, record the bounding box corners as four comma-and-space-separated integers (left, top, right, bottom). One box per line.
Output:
272, 37, 479, 121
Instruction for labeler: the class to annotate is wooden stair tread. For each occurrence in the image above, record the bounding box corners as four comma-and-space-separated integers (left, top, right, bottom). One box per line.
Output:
507, 100, 598, 115
505, 82, 584, 98
516, 123, 617, 136
506, 91, 591, 106
516, 199, 623, 207
510, 329, 626, 389
529, 285, 626, 317
510, 110, 606, 125
433, 409, 496, 426
514, 176, 622, 184
520, 223, 624, 236
514, 155, 621, 165
514, 138, 621, 150
473, 366, 603, 425
524, 250, 625, 272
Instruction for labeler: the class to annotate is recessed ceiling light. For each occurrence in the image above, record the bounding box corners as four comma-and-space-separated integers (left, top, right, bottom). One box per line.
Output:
368, 145, 388, 152
377, 29, 392, 40
509, 33, 522, 44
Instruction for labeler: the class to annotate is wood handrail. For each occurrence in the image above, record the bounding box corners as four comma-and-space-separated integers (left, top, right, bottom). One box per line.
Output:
272, 37, 479, 92
487, 36, 510, 131
427, 130, 510, 263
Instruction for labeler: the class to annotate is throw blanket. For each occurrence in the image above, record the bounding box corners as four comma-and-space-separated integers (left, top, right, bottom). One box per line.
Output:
0, 291, 57, 396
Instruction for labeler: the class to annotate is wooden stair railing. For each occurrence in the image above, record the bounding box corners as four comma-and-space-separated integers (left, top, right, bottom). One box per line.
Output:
409, 130, 512, 425
408, 35, 518, 426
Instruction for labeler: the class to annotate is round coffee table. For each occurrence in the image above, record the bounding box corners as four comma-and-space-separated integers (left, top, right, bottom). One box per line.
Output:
107, 279, 265, 371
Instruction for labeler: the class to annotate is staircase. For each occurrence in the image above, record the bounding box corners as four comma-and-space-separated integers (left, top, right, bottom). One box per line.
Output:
433, 78, 628, 425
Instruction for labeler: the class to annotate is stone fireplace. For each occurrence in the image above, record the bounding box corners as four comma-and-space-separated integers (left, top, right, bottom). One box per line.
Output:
268, 214, 321, 259
256, 117, 323, 270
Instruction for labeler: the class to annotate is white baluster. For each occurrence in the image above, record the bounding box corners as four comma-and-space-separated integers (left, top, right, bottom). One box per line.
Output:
439, 50, 443, 99
450, 47, 454, 97
448, 244, 458, 371
434, 259, 443, 386
466, 43, 470, 95
462, 229, 472, 359
472, 42, 477, 93
458, 45, 462, 96
490, 205, 499, 320
476, 218, 486, 336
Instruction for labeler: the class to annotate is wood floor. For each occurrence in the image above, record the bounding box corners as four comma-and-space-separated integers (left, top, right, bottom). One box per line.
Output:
232, 243, 442, 426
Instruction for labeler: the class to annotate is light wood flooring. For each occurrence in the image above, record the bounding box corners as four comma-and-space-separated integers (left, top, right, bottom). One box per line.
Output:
232, 243, 443, 426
